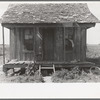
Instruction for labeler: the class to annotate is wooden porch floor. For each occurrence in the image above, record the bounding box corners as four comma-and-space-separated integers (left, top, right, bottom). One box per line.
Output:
3, 60, 95, 69
3, 60, 95, 75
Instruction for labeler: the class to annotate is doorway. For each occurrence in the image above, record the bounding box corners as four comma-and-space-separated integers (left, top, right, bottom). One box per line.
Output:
41, 28, 55, 61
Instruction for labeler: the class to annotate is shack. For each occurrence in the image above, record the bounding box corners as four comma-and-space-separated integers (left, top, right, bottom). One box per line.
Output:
1, 3, 100, 74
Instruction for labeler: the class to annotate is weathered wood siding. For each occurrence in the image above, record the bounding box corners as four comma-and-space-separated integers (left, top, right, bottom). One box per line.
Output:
74, 27, 81, 61
35, 27, 64, 62
64, 27, 74, 62
23, 28, 34, 61
9, 25, 87, 62
35, 27, 43, 61
74, 27, 86, 62
19, 28, 24, 60
80, 28, 86, 61
64, 27, 86, 62
16, 28, 20, 60
10, 28, 15, 60
10, 27, 35, 61
55, 27, 64, 61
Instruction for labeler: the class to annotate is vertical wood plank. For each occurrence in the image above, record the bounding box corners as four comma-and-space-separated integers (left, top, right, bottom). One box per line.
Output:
73, 27, 76, 60
74, 27, 81, 61
20, 28, 23, 61
35, 27, 43, 61
64, 27, 74, 62
14, 28, 16, 59
10, 28, 15, 60
23, 29, 25, 61
64, 27, 68, 61
77, 27, 81, 61
35, 27, 38, 61
10, 29, 11, 60
2, 26, 5, 64
16, 28, 20, 61
55, 27, 64, 61
63, 27, 65, 61
32, 28, 35, 61
34, 27, 36, 62
80, 28, 86, 61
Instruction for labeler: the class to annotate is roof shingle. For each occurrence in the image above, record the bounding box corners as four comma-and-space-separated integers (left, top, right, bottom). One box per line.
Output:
1, 3, 100, 24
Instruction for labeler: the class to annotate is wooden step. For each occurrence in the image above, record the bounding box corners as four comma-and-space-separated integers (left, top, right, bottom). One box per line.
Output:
41, 67, 54, 69
39, 64, 55, 75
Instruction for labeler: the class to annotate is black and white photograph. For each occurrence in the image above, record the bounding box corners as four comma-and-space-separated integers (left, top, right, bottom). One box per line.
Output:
0, 1, 100, 84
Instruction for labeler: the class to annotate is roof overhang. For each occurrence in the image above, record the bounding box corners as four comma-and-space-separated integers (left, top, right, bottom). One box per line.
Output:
1, 22, 96, 29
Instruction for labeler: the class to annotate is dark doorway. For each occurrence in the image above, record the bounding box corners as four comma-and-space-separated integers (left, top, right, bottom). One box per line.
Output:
41, 28, 55, 61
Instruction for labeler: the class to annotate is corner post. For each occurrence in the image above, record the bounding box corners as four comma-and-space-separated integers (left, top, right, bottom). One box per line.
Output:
2, 26, 5, 64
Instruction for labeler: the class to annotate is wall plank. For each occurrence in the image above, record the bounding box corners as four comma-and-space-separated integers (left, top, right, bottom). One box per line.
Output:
55, 27, 64, 61
64, 27, 74, 62
80, 28, 86, 61
10, 28, 15, 60
74, 27, 81, 61
16, 28, 21, 60
20, 28, 23, 60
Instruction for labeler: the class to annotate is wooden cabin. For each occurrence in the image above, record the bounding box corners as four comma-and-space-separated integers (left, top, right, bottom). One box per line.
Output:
1, 3, 100, 70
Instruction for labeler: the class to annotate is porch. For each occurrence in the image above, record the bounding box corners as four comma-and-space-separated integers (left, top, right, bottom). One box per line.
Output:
3, 60, 95, 75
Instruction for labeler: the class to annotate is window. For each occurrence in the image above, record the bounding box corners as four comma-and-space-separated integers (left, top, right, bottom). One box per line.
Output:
64, 28, 74, 51
24, 29, 34, 51
65, 38, 74, 51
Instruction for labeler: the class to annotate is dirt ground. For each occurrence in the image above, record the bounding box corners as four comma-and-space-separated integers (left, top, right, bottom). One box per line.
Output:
1, 64, 100, 83
0, 65, 44, 83
0, 65, 10, 83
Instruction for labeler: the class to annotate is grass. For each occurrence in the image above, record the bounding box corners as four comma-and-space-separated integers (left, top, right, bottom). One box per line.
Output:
0, 69, 44, 83
0, 44, 9, 65
51, 67, 100, 83
86, 44, 100, 66
51, 44, 100, 83
86, 44, 100, 58
8, 71, 44, 83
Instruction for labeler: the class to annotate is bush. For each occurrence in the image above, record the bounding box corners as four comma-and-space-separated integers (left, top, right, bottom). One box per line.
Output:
9, 70, 44, 83
52, 66, 81, 82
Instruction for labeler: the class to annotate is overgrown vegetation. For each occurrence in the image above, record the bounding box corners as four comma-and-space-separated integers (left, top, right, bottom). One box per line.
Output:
86, 44, 100, 66
51, 66, 100, 83
4, 64, 44, 83
8, 71, 44, 83
0, 70, 44, 83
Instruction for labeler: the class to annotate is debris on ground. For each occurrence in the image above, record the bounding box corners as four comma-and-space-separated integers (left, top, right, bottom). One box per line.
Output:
51, 66, 100, 83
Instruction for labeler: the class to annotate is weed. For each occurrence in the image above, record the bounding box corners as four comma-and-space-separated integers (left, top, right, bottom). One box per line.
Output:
52, 66, 81, 82
7, 70, 44, 83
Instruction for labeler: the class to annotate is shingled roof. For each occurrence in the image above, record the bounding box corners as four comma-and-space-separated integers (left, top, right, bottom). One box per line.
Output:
1, 3, 100, 24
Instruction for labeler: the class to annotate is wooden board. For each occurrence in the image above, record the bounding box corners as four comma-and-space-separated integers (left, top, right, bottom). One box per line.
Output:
74, 27, 81, 61
55, 27, 64, 61
21, 28, 35, 61
80, 28, 86, 61
10, 28, 15, 60
64, 27, 74, 61
16, 28, 20, 60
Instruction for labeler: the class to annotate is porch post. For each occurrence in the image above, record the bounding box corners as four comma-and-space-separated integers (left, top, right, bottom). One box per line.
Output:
34, 27, 36, 62
2, 26, 5, 64
64, 27, 65, 61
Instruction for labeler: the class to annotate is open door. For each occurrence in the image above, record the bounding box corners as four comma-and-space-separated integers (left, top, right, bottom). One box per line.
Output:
41, 28, 55, 61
